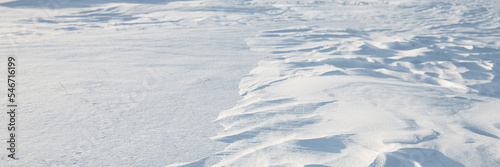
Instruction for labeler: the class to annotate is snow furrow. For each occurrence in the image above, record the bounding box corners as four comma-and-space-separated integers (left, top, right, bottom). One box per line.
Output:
206, 0, 500, 166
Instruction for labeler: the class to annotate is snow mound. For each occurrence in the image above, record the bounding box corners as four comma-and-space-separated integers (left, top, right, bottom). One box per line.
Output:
183, 0, 500, 166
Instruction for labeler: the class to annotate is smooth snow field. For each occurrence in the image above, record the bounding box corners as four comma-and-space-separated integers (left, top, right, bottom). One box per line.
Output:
1, 0, 500, 166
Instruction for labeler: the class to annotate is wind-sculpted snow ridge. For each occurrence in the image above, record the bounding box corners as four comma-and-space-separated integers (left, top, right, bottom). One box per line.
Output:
169, 0, 500, 166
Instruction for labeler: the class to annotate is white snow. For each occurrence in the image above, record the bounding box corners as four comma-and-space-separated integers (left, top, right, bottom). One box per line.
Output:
1, 0, 499, 166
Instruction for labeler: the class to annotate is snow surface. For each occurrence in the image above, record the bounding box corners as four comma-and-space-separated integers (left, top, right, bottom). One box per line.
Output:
1, 0, 500, 166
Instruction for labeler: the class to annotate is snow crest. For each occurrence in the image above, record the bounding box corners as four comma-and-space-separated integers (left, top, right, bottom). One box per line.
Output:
201, 0, 500, 166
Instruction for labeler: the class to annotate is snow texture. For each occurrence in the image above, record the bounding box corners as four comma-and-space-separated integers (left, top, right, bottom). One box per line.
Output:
1, 0, 499, 166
